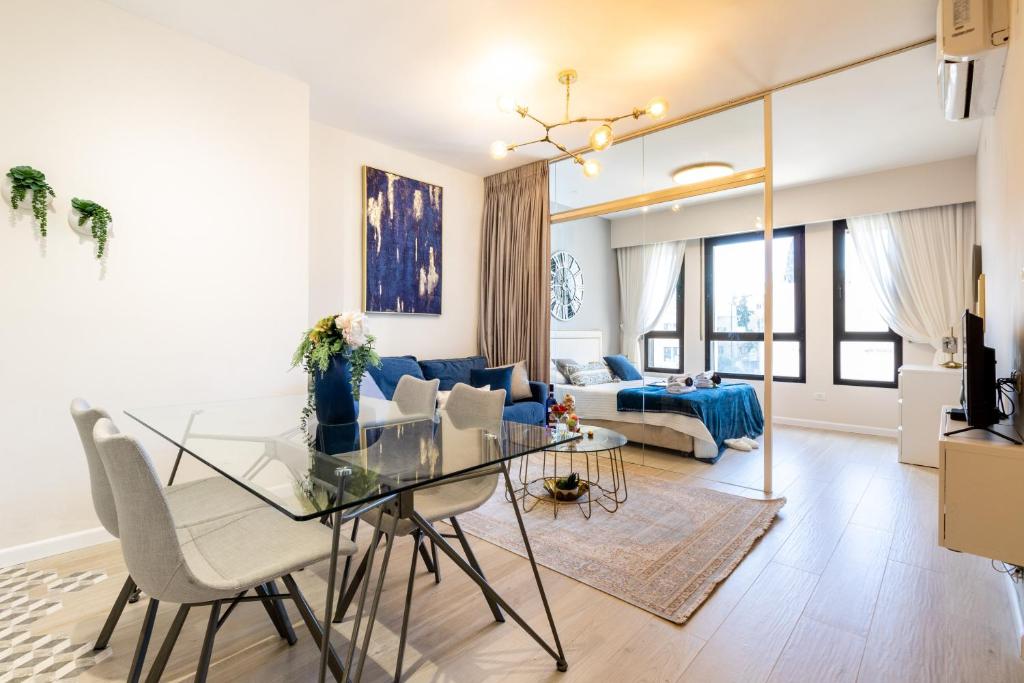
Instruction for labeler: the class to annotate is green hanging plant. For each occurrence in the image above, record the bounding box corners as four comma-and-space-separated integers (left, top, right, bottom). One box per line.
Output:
71, 198, 113, 259
6, 166, 56, 236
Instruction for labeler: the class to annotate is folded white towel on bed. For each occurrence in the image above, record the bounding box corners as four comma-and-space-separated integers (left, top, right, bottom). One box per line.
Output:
694, 371, 716, 389
665, 381, 696, 394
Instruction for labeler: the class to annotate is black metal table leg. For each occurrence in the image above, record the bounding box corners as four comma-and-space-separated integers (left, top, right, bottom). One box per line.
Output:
410, 469, 568, 673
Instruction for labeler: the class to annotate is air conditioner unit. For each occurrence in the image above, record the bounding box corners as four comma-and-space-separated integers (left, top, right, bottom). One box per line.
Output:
937, 0, 1010, 120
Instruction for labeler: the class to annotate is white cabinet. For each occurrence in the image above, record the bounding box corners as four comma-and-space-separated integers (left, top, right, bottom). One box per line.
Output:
898, 364, 962, 467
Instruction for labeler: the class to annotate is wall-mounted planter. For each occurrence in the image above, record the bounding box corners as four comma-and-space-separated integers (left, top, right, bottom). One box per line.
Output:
4, 166, 56, 236
70, 198, 112, 259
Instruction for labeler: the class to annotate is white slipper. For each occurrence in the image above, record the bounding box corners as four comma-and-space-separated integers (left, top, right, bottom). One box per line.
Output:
724, 438, 752, 452
742, 437, 760, 449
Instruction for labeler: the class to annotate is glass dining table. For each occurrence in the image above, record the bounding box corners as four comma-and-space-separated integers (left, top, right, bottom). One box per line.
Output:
126, 394, 579, 682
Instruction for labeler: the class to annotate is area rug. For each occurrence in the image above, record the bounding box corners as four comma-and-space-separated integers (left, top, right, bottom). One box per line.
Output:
452, 459, 785, 624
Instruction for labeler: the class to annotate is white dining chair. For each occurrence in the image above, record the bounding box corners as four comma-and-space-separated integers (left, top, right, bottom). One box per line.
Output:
71, 399, 295, 655
91, 416, 359, 682
392, 375, 440, 418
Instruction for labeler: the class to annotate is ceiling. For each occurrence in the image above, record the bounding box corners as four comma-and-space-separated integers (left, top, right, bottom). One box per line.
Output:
552, 45, 982, 212
105, 0, 939, 176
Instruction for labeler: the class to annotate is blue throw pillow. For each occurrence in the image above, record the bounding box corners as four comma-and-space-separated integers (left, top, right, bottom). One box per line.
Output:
469, 366, 515, 406
604, 354, 642, 381
419, 355, 487, 391
366, 355, 423, 400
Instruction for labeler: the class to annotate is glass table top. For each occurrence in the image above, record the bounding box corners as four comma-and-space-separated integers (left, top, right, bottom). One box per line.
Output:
543, 425, 628, 453
126, 394, 581, 521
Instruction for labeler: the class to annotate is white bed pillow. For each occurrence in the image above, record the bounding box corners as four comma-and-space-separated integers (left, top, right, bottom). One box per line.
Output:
566, 361, 615, 386
550, 361, 568, 385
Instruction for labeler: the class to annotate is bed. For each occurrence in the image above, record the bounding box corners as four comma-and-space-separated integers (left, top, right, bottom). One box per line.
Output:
550, 330, 763, 463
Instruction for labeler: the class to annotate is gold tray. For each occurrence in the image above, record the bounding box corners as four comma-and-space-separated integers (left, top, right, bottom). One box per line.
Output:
542, 477, 590, 501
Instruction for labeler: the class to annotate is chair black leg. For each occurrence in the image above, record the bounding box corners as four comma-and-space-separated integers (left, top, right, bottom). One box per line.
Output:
256, 582, 297, 645
341, 517, 360, 590
128, 598, 159, 683
194, 601, 221, 683
417, 541, 436, 575
144, 604, 190, 683
333, 531, 382, 623
451, 516, 504, 623
430, 537, 441, 584
94, 575, 136, 651
281, 574, 346, 682
395, 533, 423, 682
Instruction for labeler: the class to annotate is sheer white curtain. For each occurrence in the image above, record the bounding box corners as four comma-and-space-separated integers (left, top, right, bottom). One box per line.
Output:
616, 240, 686, 363
847, 203, 975, 360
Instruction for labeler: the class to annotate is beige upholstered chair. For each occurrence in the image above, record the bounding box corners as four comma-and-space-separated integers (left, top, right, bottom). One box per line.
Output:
392, 375, 440, 418
71, 399, 291, 655
92, 417, 358, 682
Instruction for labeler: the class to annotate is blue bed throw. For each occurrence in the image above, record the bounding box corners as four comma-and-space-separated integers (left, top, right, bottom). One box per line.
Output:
616, 382, 764, 453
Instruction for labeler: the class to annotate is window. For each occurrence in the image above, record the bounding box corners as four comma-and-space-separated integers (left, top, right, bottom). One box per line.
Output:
644, 264, 684, 372
704, 226, 806, 382
833, 220, 902, 387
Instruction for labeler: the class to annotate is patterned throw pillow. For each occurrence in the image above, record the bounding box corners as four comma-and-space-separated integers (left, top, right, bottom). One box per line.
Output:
566, 361, 614, 386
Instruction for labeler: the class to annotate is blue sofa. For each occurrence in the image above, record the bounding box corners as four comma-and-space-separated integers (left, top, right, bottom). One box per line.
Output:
366, 355, 548, 425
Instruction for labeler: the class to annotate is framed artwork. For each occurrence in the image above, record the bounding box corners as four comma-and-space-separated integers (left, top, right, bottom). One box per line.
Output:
363, 166, 443, 314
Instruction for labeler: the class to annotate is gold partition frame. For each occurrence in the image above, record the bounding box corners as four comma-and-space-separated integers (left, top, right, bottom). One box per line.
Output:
550, 94, 775, 493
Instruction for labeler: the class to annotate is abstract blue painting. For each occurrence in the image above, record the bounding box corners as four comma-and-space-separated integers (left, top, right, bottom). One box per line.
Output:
363, 166, 443, 314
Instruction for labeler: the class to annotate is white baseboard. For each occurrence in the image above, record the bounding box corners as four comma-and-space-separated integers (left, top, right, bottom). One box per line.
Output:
773, 416, 898, 439
0, 527, 114, 568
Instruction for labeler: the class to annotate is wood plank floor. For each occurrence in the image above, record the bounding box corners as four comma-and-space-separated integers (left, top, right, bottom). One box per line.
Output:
17, 426, 1024, 682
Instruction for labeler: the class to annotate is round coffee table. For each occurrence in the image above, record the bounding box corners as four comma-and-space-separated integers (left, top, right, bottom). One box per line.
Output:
514, 426, 628, 519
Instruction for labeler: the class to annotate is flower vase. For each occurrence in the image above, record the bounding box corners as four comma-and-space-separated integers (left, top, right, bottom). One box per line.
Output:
313, 355, 359, 424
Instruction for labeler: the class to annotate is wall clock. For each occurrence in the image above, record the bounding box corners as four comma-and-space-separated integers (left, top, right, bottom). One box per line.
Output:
550, 250, 584, 321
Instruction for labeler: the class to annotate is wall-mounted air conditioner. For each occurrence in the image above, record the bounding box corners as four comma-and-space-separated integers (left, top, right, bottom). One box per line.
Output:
937, 0, 1010, 120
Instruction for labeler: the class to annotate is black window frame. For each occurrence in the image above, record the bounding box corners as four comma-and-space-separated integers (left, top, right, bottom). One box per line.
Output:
643, 263, 684, 373
704, 225, 807, 383
832, 220, 902, 388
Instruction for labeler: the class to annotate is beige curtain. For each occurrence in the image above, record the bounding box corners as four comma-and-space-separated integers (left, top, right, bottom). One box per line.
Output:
479, 160, 551, 382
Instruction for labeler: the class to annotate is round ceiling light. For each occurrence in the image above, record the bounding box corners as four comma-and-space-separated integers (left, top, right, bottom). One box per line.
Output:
671, 162, 734, 186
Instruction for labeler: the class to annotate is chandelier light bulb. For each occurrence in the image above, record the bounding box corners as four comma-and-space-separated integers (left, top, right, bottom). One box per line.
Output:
496, 94, 517, 114
581, 158, 601, 178
589, 124, 614, 151
489, 141, 509, 160
646, 96, 669, 120
671, 203, 681, 212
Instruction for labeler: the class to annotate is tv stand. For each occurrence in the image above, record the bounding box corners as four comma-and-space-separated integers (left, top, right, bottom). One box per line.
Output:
943, 423, 1023, 445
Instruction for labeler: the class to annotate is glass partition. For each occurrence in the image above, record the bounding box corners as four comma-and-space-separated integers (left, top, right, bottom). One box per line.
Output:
550, 97, 772, 487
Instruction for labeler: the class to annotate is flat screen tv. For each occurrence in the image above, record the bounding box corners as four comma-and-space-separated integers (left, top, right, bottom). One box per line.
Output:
961, 310, 998, 427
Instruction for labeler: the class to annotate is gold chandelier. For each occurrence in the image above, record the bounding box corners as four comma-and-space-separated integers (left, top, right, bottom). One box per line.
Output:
489, 68, 668, 178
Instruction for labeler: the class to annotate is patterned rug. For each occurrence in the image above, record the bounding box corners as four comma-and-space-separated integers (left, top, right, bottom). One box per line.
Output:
0, 565, 109, 681
454, 458, 785, 624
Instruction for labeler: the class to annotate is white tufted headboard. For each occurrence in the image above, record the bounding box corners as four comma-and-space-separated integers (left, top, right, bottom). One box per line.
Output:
550, 330, 604, 364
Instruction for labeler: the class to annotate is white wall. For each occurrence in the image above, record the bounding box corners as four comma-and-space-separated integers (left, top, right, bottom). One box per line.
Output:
551, 216, 620, 355
977, 0, 1024, 433
611, 156, 977, 248
0, 1, 311, 563
309, 121, 484, 360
